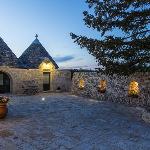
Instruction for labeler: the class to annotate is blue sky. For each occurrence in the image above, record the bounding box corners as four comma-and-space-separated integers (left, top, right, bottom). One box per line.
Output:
0, 0, 99, 69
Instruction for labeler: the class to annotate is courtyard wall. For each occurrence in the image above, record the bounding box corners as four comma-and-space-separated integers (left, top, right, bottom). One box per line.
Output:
52, 69, 72, 92
0, 67, 43, 94
0, 67, 72, 94
72, 72, 150, 107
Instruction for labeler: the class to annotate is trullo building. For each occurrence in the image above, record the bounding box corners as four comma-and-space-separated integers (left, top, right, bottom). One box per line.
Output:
0, 35, 71, 94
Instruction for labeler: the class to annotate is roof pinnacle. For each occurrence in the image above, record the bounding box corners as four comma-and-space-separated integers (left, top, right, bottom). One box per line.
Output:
35, 34, 38, 39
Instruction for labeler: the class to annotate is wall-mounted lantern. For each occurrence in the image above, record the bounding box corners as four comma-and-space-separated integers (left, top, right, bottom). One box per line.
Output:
39, 61, 55, 72
98, 80, 107, 93
128, 81, 139, 97
78, 79, 85, 90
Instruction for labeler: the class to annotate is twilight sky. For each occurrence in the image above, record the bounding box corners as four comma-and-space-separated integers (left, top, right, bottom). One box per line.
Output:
0, 0, 99, 69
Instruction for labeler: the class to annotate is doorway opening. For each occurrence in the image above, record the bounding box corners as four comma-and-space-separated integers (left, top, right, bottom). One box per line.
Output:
43, 72, 50, 91
0, 72, 10, 93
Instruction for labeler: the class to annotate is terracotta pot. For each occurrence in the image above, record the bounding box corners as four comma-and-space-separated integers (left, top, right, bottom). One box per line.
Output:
0, 103, 8, 119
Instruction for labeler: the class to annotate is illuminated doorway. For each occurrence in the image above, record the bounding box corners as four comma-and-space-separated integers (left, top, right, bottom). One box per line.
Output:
43, 72, 50, 91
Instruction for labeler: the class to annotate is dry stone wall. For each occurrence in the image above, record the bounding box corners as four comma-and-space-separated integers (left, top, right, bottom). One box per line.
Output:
72, 72, 150, 107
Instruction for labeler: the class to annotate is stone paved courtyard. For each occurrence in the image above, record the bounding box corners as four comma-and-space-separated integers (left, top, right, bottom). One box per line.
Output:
0, 93, 150, 150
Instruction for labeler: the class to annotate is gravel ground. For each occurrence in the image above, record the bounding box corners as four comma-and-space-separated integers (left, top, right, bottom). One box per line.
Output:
0, 93, 150, 150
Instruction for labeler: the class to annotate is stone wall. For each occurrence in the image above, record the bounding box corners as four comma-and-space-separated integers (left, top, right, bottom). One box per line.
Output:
0, 67, 43, 94
52, 70, 72, 92
0, 67, 72, 94
72, 72, 150, 107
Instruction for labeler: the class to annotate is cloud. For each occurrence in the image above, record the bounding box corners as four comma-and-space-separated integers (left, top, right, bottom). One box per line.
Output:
54, 55, 74, 62
60, 65, 98, 69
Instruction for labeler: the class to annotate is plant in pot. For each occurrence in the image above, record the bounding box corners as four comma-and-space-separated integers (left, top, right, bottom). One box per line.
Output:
0, 96, 10, 119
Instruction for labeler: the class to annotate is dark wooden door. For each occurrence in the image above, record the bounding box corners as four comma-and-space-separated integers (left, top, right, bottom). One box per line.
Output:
43, 72, 50, 91
0, 72, 10, 93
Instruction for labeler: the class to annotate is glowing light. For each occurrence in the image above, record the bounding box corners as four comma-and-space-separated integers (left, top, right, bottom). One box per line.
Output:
42, 97, 45, 101
39, 61, 55, 71
128, 81, 139, 97
98, 80, 107, 93
79, 79, 85, 90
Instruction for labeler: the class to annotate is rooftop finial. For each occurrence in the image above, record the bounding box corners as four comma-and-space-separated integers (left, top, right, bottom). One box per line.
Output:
35, 34, 38, 39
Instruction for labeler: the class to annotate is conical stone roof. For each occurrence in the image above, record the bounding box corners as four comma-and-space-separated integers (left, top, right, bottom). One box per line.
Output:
0, 37, 18, 67
18, 35, 58, 69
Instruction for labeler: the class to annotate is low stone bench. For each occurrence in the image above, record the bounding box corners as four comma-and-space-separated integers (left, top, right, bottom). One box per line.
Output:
22, 80, 39, 95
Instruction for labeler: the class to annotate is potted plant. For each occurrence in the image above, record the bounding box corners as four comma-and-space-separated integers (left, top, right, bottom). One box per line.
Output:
0, 96, 10, 119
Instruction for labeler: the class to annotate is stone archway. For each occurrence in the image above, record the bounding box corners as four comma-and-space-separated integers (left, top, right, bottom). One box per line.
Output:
0, 71, 11, 93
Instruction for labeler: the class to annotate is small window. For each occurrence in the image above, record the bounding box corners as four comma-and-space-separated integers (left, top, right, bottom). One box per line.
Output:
128, 81, 139, 97
79, 79, 85, 90
98, 80, 107, 93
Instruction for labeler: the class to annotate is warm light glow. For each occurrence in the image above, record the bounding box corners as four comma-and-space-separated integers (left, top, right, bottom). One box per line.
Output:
79, 79, 85, 89
128, 81, 139, 97
98, 80, 107, 93
42, 63, 51, 70
39, 61, 55, 72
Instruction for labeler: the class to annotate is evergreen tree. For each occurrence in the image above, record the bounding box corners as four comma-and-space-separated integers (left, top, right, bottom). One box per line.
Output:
71, 0, 150, 75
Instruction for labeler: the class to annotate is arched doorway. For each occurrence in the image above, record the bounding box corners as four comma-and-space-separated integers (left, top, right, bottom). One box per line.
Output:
0, 71, 10, 93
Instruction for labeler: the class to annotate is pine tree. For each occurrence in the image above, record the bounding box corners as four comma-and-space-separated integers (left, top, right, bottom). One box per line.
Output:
70, 0, 150, 75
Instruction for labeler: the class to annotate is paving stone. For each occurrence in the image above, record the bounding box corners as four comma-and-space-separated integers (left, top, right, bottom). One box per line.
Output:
0, 93, 150, 150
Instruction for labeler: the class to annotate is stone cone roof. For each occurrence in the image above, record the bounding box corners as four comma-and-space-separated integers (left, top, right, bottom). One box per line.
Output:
0, 37, 18, 67
18, 37, 58, 69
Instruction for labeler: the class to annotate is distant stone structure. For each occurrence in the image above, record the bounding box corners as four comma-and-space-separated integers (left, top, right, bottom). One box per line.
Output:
0, 35, 71, 94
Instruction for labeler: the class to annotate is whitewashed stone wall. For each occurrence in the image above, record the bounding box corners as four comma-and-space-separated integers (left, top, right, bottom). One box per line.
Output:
72, 72, 150, 107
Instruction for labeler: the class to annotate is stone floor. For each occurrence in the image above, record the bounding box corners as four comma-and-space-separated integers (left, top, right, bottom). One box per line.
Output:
0, 93, 150, 150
